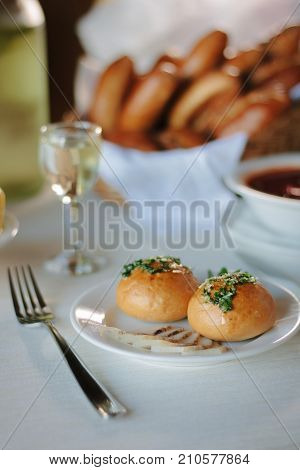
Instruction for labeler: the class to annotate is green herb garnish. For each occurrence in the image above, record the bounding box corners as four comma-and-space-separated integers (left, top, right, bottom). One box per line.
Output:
121, 256, 188, 278
207, 267, 228, 277
202, 270, 256, 313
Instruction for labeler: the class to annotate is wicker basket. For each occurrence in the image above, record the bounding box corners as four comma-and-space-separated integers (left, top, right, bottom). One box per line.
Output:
242, 103, 300, 160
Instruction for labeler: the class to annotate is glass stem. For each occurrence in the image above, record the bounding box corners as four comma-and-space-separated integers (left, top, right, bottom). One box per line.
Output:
67, 198, 82, 257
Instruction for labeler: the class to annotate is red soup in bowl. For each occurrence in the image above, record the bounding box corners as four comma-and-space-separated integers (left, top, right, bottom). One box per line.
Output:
246, 167, 300, 200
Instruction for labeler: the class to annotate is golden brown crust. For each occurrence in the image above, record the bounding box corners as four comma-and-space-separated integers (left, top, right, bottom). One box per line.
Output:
187, 282, 276, 341
152, 54, 183, 75
118, 68, 178, 132
86, 26, 300, 151
222, 49, 265, 77
268, 26, 300, 58
192, 89, 238, 134
215, 97, 290, 138
213, 81, 290, 135
168, 71, 240, 129
105, 130, 159, 151
265, 64, 300, 90
179, 30, 228, 80
89, 56, 134, 133
156, 128, 205, 149
117, 268, 199, 322
251, 55, 300, 85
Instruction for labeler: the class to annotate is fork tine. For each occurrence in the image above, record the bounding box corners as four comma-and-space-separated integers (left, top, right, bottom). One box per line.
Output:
21, 266, 38, 313
15, 267, 31, 317
7, 268, 24, 321
27, 265, 47, 309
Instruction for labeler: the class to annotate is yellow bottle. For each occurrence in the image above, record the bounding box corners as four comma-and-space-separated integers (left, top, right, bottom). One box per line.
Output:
0, 187, 5, 230
0, 0, 49, 200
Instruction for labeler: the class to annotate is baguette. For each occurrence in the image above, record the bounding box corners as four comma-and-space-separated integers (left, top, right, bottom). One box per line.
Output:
89, 56, 134, 133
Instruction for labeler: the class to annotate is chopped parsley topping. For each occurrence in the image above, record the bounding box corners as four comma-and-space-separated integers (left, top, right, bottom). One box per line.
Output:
121, 256, 189, 278
207, 267, 229, 278
202, 270, 257, 313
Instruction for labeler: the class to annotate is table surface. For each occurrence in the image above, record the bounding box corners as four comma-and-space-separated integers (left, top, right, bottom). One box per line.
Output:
1, 190, 300, 450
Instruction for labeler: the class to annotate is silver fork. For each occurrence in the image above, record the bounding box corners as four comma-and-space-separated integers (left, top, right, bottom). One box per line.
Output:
8, 265, 127, 418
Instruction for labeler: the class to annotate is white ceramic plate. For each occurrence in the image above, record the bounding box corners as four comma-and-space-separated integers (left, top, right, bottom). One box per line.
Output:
0, 212, 19, 247
70, 276, 300, 367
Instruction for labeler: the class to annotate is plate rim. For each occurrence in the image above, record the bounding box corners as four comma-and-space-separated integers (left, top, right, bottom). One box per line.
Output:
70, 276, 300, 366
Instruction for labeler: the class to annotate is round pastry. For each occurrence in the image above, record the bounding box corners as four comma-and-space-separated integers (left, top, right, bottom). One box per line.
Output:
117, 256, 199, 322
187, 271, 275, 341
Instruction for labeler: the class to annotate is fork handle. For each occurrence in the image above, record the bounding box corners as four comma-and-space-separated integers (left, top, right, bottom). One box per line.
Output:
45, 322, 127, 417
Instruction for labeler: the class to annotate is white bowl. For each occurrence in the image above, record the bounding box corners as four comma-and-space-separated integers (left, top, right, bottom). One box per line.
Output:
228, 201, 300, 281
224, 153, 300, 239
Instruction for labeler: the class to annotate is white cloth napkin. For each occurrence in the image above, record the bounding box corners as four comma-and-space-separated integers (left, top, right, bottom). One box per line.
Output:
99, 133, 247, 229
76, 0, 300, 72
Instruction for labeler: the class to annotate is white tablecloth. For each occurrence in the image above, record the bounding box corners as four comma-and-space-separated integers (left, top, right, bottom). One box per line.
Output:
1, 191, 300, 450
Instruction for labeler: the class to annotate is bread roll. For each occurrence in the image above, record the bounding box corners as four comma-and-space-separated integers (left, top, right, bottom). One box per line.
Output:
268, 26, 300, 57
89, 56, 134, 133
152, 53, 182, 74
169, 71, 239, 129
179, 30, 227, 80
117, 257, 198, 322
251, 55, 300, 85
215, 97, 290, 138
188, 272, 275, 341
118, 68, 178, 132
266, 64, 300, 91
156, 128, 205, 149
222, 49, 264, 77
213, 81, 290, 135
192, 89, 238, 134
105, 130, 159, 151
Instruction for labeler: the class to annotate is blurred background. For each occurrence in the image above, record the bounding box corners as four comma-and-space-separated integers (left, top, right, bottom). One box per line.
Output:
1, 0, 300, 201
39, 0, 300, 120
39, 0, 93, 120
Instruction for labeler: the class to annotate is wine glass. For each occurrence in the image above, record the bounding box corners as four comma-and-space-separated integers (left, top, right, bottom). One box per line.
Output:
40, 121, 102, 275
